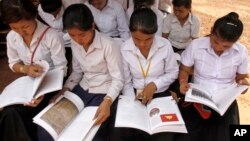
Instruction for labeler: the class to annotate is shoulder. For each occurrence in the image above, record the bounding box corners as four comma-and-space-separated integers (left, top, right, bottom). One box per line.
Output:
190, 14, 201, 24
233, 42, 248, 54
6, 30, 18, 41
98, 32, 119, 49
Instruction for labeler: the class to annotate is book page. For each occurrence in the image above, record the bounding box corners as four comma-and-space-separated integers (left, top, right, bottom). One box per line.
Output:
185, 84, 218, 111
57, 106, 99, 141
33, 91, 84, 140
31, 60, 50, 96
83, 124, 101, 141
34, 69, 64, 98
115, 96, 151, 134
212, 83, 248, 115
147, 96, 187, 134
0, 76, 34, 108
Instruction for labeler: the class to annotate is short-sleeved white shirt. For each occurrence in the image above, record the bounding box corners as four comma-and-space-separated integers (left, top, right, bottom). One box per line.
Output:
163, 13, 200, 49
181, 37, 248, 91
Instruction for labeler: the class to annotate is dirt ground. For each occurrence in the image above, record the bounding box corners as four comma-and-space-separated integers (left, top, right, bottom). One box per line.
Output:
0, 0, 249, 123
192, 0, 250, 124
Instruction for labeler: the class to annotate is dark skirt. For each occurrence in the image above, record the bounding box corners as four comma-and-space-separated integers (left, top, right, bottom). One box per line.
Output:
0, 92, 56, 141
175, 100, 239, 141
109, 90, 175, 141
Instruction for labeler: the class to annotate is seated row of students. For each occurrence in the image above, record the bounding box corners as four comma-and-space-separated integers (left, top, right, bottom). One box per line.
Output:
37, 0, 200, 51
0, 1, 248, 141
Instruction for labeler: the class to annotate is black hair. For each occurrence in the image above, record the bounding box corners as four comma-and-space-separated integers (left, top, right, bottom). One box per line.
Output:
133, 0, 155, 9
129, 8, 157, 34
212, 12, 243, 42
40, 0, 62, 13
172, 0, 192, 9
63, 4, 94, 31
0, 0, 37, 24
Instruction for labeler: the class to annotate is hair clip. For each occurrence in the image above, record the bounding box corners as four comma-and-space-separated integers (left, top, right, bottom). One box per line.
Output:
226, 22, 237, 27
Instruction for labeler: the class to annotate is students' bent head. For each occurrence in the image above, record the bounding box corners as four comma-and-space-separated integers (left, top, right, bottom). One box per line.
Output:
40, 0, 62, 16
0, 0, 37, 37
133, 0, 155, 9
210, 12, 243, 53
88, 0, 107, 10
172, 0, 191, 21
63, 4, 95, 47
129, 8, 157, 50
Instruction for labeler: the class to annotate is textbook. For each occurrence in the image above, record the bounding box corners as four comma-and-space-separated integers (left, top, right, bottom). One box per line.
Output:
185, 83, 248, 116
33, 91, 100, 141
115, 96, 187, 135
0, 60, 64, 108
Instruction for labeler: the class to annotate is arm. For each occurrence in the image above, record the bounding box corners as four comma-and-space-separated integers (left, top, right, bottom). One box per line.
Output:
191, 15, 201, 40
94, 41, 124, 125
162, 15, 171, 39
48, 31, 68, 76
236, 73, 249, 94
115, 3, 130, 41
122, 52, 136, 97
162, 33, 169, 39
178, 64, 193, 94
142, 43, 179, 104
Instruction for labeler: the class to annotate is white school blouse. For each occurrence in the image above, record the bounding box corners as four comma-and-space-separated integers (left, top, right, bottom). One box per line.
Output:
6, 20, 67, 74
64, 31, 124, 101
121, 36, 179, 97
162, 13, 200, 49
181, 37, 248, 92
38, 0, 83, 31
85, 0, 130, 41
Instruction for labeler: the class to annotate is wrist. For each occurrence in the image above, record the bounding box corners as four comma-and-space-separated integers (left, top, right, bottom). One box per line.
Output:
103, 96, 112, 105
20, 65, 26, 74
179, 78, 187, 84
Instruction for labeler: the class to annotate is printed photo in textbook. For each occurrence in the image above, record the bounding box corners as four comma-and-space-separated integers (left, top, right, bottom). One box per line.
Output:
185, 83, 248, 116
115, 96, 187, 135
0, 60, 64, 108
33, 91, 100, 141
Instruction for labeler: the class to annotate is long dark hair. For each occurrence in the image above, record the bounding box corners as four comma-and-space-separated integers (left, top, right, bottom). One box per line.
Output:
63, 4, 94, 31
129, 8, 157, 35
0, 0, 37, 24
211, 12, 243, 42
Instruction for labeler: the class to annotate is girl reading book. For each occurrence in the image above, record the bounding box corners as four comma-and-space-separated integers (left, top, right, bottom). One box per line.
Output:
110, 8, 179, 141
177, 12, 249, 141
37, 4, 124, 141
0, 0, 67, 140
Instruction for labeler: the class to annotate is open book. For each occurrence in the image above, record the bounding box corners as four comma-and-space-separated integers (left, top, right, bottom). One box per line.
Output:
0, 60, 64, 108
33, 91, 100, 141
185, 83, 248, 116
115, 96, 187, 135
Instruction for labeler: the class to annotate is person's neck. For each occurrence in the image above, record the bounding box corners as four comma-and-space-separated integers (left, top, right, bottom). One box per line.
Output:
178, 16, 189, 26
83, 31, 95, 52
139, 47, 150, 59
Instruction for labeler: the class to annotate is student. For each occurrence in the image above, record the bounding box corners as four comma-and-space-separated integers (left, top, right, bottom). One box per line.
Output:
38, 0, 84, 76
126, 0, 164, 36
37, 4, 124, 141
85, 0, 130, 41
176, 12, 249, 141
0, 0, 67, 140
162, 0, 200, 53
110, 8, 179, 141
